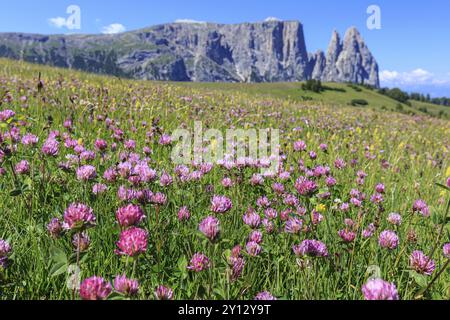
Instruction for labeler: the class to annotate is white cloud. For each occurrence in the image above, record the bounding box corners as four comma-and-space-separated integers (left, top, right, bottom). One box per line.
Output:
48, 17, 69, 28
380, 68, 450, 87
265, 17, 281, 22
174, 19, 206, 24
101, 23, 126, 34
380, 68, 450, 96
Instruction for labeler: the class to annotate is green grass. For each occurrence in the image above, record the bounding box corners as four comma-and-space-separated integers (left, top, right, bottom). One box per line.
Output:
173, 81, 450, 118
0, 58, 449, 300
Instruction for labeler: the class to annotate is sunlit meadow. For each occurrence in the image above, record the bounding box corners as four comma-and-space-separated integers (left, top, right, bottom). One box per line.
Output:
0, 59, 449, 300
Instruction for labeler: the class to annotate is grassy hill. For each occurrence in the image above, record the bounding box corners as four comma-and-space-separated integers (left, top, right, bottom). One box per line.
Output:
0, 57, 448, 119
174, 81, 449, 118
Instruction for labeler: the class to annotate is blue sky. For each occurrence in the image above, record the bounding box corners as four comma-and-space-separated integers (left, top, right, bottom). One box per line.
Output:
1, 0, 449, 96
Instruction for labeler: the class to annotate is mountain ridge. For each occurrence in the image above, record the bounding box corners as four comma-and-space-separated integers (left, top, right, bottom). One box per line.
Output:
0, 20, 379, 87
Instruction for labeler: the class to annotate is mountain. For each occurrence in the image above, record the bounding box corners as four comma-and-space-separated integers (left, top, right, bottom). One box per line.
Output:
0, 21, 379, 87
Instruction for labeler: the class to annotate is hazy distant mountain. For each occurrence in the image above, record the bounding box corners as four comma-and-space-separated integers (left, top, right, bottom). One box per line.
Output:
0, 20, 379, 87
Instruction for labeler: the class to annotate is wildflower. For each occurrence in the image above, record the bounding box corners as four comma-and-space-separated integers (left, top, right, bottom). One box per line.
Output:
94, 139, 108, 151
339, 202, 350, 212
362, 223, 376, 238
283, 194, 299, 207
231, 257, 245, 281
115, 227, 148, 257
325, 176, 337, 187
264, 207, 278, 219
249, 230, 263, 244
243, 208, 261, 228
92, 183, 107, 195
443, 243, 450, 259
413, 199, 430, 217
375, 183, 385, 194
74, 145, 85, 154
41, 137, 59, 156
124, 139, 136, 150
63, 119, 73, 130
294, 176, 318, 196
378, 230, 399, 250
72, 232, 90, 252
103, 167, 117, 182
187, 253, 210, 272
293, 140, 307, 152
357, 170, 368, 179
0, 109, 15, 122
229, 245, 242, 262
370, 193, 384, 204
76, 165, 97, 182
387, 213, 402, 226
143, 146, 152, 155
117, 161, 132, 178
151, 192, 167, 206
116, 204, 146, 228
246, 241, 262, 257
272, 182, 285, 194
334, 158, 346, 169
159, 134, 172, 145
63, 203, 96, 231
285, 217, 303, 234
114, 275, 139, 296
79, 276, 112, 300
255, 291, 277, 300
0, 239, 12, 259
280, 209, 291, 221
15, 160, 30, 174
256, 196, 271, 208
160, 171, 173, 186
410, 250, 435, 275
338, 229, 356, 243
293, 239, 328, 257
154, 285, 173, 300
222, 177, 233, 188
250, 173, 264, 186
362, 279, 399, 300
279, 171, 291, 180
21, 133, 38, 146
178, 206, 190, 221
262, 218, 275, 234
407, 229, 418, 244
47, 218, 63, 238
211, 195, 232, 214
199, 216, 220, 241
199, 163, 213, 174
350, 197, 362, 207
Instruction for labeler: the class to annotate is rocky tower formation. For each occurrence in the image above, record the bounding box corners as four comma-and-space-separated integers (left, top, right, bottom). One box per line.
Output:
309, 27, 379, 87
0, 21, 379, 86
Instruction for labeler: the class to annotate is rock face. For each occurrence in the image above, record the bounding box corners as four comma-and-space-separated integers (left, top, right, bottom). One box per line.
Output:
310, 27, 379, 87
0, 21, 379, 87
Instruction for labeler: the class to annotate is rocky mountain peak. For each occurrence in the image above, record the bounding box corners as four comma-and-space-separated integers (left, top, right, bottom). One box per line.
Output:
0, 21, 379, 87
312, 26, 379, 87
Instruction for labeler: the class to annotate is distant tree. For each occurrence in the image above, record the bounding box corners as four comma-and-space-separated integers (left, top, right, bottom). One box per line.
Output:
378, 87, 409, 104
350, 99, 368, 106
301, 79, 324, 93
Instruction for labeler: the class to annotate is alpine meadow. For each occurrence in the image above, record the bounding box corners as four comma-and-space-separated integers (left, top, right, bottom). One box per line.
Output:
0, 1, 450, 302
0, 58, 449, 300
